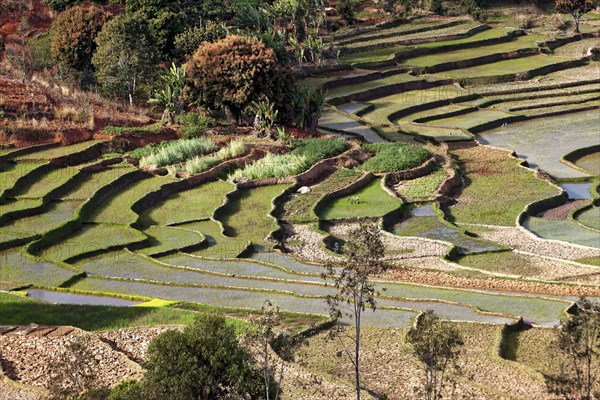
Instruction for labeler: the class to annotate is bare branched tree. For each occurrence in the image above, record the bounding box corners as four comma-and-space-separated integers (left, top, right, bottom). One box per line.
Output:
321, 221, 386, 400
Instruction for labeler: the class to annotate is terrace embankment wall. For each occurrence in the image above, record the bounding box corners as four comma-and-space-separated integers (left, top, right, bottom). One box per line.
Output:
341, 24, 490, 55
337, 79, 455, 104
384, 156, 438, 186
414, 48, 539, 75
336, 20, 468, 47
458, 57, 591, 86
394, 29, 525, 62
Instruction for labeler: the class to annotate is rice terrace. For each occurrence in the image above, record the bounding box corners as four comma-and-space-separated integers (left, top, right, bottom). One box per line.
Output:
0, 0, 599, 398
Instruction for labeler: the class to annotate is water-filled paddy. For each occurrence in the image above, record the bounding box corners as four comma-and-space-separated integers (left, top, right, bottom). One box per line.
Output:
575, 151, 600, 175
524, 216, 600, 248
560, 183, 594, 200
478, 111, 600, 178
27, 289, 142, 307
319, 109, 385, 143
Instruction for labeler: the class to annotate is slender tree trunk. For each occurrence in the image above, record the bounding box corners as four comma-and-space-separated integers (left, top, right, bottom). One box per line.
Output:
574, 14, 580, 33
355, 308, 361, 400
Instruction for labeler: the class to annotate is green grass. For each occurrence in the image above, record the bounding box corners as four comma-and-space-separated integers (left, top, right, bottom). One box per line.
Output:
86, 175, 176, 224
417, 27, 515, 49
139, 180, 233, 226
404, 34, 546, 67
12, 141, 101, 160
360, 142, 431, 173
0, 200, 82, 236
139, 137, 218, 168
440, 54, 565, 79
101, 122, 164, 136
292, 138, 349, 163
577, 256, 600, 266
457, 251, 542, 276
138, 226, 205, 255
179, 219, 249, 259
0, 291, 199, 331
0, 198, 43, 217
62, 166, 137, 200
284, 168, 363, 224
13, 166, 79, 198
396, 169, 445, 200
449, 146, 559, 226
219, 184, 289, 247
39, 223, 147, 262
576, 207, 600, 230
319, 178, 402, 220
0, 161, 45, 194
0, 248, 76, 286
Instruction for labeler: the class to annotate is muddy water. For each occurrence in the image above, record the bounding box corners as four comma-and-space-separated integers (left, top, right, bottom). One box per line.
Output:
478, 111, 600, 179
27, 289, 142, 307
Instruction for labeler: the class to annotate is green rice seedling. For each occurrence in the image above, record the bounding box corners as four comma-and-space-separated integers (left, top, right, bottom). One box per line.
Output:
139, 138, 218, 168
361, 143, 431, 173
229, 153, 310, 181
170, 140, 246, 175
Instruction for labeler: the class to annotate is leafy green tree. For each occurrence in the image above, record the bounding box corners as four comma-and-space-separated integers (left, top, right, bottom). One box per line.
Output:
92, 13, 159, 105
174, 21, 228, 59
544, 297, 600, 400
143, 314, 267, 400
337, 0, 358, 24
186, 35, 294, 123
556, 0, 595, 32
50, 5, 106, 72
180, 0, 235, 23
287, 85, 326, 130
125, 0, 185, 59
407, 310, 464, 400
322, 222, 386, 400
430, 0, 444, 15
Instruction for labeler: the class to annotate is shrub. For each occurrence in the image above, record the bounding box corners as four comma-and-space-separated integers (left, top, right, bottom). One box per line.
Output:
556, 0, 595, 33
176, 112, 215, 139
142, 314, 269, 399
27, 33, 53, 71
186, 34, 294, 121
430, 0, 444, 15
92, 14, 159, 105
173, 22, 228, 59
50, 6, 106, 72
548, 13, 569, 31
361, 143, 431, 173
337, 0, 357, 24
44, 0, 78, 11
139, 137, 217, 167
250, 99, 278, 137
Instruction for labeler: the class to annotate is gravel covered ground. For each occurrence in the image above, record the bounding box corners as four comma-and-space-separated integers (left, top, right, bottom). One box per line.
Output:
470, 225, 600, 260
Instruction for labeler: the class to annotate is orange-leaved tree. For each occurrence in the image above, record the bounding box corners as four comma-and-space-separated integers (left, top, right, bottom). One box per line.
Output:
185, 35, 294, 123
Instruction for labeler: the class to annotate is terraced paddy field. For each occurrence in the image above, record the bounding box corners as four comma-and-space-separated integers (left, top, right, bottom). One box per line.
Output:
3, 14, 600, 376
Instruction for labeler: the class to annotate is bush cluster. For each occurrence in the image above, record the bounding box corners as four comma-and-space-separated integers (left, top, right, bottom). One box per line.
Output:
361, 143, 431, 173
291, 138, 349, 164
177, 112, 215, 139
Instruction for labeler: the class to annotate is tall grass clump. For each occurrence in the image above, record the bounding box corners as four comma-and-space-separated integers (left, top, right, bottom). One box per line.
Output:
139, 137, 218, 168
229, 153, 309, 181
170, 140, 246, 175
361, 143, 431, 173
